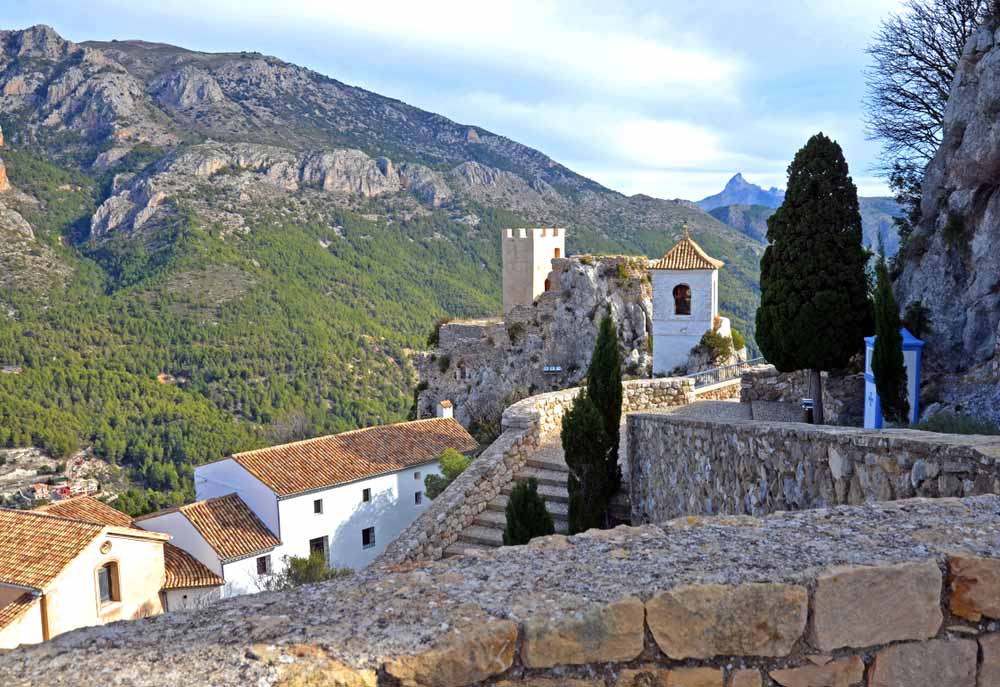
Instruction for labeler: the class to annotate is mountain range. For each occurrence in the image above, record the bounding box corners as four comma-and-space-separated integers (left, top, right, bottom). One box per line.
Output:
0, 25, 763, 511
700, 173, 904, 254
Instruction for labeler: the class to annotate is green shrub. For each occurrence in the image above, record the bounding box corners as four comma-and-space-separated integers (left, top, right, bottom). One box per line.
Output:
437, 355, 451, 373
616, 263, 628, 281
427, 318, 451, 347
424, 447, 471, 498
700, 329, 733, 362
943, 212, 965, 250
259, 553, 352, 591
731, 329, 746, 351
503, 478, 555, 545
507, 322, 525, 345
903, 300, 932, 338
914, 412, 1000, 436
561, 392, 610, 534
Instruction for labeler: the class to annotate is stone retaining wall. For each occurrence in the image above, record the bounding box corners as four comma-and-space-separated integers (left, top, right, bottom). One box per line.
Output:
6, 497, 1000, 687
378, 377, 694, 566
740, 364, 865, 426
628, 404, 1000, 523
691, 378, 741, 401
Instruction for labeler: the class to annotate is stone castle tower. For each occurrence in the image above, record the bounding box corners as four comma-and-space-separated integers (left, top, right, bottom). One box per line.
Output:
650, 228, 727, 374
501, 228, 565, 314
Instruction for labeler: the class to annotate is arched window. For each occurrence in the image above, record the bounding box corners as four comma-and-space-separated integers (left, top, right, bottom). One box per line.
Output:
554, 248, 561, 258
97, 561, 120, 605
673, 284, 691, 315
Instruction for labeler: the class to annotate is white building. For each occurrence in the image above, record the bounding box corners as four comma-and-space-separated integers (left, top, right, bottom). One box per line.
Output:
140, 418, 477, 594
650, 230, 729, 374
502, 227, 565, 315
864, 328, 925, 428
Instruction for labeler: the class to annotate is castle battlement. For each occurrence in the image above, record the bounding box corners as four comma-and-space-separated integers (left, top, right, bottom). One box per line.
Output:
503, 227, 562, 240
501, 226, 565, 315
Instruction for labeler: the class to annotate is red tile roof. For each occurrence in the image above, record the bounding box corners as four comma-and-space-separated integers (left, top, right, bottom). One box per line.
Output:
35, 496, 133, 528
162, 544, 224, 589
0, 510, 104, 591
0, 592, 38, 632
650, 233, 724, 271
227, 418, 477, 497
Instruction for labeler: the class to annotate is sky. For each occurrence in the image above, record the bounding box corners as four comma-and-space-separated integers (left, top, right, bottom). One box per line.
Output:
2, 0, 905, 200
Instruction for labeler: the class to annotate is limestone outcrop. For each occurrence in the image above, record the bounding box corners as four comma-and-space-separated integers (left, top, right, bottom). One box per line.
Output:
414, 255, 652, 428
1, 496, 999, 686
895, 16, 1000, 417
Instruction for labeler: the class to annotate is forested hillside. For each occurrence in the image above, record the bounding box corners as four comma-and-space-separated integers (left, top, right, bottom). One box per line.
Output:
0, 25, 763, 512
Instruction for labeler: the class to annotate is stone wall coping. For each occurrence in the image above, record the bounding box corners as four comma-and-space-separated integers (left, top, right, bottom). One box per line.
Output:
4, 496, 1000, 686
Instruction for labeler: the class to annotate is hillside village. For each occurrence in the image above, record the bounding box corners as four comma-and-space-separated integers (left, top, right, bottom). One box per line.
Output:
3, 3, 1000, 686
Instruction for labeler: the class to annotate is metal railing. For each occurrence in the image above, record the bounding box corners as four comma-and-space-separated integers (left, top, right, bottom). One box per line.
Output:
684, 357, 766, 389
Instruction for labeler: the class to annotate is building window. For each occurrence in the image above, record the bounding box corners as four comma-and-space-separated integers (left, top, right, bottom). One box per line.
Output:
313, 498, 323, 514
362, 527, 375, 549
673, 284, 692, 316
544, 278, 551, 292
413, 471, 421, 480
256, 555, 271, 576
554, 247, 561, 258
415, 491, 423, 505
309, 536, 328, 562
97, 562, 119, 605
362, 487, 371, 502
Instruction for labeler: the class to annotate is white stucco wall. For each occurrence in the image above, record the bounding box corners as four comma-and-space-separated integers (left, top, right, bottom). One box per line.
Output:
502, 228, 564, 314
164, 586, 222, 612
0, 587, 43, 650
221, 555, 280, 597
136, 511, 223, 576
194, 459, 280, 536
276, 460, 442, 571
652, 268, 718, 374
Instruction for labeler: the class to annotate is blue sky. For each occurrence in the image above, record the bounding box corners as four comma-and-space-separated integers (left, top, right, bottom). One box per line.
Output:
2, 0, 903, 199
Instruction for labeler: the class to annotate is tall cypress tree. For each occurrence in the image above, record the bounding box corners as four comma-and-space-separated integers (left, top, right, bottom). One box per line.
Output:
502, 478, 555, 545
587, 310, 622, 494
872, 255, 909, 425
755, 133, 870, 423
561, 392, 610, 534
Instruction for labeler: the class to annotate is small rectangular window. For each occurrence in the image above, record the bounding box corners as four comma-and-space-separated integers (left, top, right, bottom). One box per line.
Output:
256, 555, 271, 576
413, 471, 421, 480
97, 563, 118, 604
414, 491, 423, 505
362, 487, 371, 502
362, 526, 375, 549
313, 498, 323, 514
309, 536, 328, 562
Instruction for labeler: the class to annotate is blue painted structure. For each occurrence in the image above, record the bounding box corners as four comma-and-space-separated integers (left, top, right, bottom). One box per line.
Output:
864, 328, 925, 428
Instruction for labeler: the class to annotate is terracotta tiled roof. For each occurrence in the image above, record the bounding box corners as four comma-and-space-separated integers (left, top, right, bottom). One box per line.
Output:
162, 544, 224, 589
650, 234, 724, 271
0, 509, 103, 590
0, 592, 38, 631
172, 494, 280, 562
36, 496, 133, 528
228, 418, 478, 497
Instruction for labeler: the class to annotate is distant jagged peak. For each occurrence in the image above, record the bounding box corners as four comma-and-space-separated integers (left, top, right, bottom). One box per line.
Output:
0, 24, 76, 61
698, 172, 785, 212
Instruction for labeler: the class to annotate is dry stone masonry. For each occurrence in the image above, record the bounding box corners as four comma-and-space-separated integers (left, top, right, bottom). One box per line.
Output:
628, 401, 1000, 523
3, 497, 1000, 686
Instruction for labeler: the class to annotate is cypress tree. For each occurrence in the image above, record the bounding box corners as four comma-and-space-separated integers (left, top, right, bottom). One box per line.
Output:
755, 133, 870, 423
561, 392, 610, 534
587, 310, 623, 494
502, 478, 555, 545
872, 255, 910, 425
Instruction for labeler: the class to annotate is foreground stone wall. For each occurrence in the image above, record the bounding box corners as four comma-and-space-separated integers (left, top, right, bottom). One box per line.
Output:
629, 403, 1000, 523
5, 497, 1000, 687
379, 377, 694, 566
740, 364, 864, 426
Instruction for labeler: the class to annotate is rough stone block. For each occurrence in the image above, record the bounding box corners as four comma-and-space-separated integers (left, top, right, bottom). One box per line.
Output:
769, 656, 864, 687
810, 561, 942, 651
729, 670, 762, 687
615, 666, 723, 687
979, 633, 1000, 687
949, 556, 1000, 621
520, 595, 645, 668
384, 619, 517, 687
496, 680, 603, 687
870, 638, 976, 687
646, 583, 807, 659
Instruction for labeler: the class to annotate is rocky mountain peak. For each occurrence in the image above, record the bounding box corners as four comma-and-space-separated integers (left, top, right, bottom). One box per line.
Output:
1, 24, 75, 60
698, 172, 785, 212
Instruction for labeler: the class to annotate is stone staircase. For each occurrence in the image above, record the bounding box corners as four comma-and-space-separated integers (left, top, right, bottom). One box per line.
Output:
445, 440, 570, 556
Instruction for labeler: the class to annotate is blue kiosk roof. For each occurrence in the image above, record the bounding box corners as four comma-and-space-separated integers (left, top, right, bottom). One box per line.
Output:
865, 327, 925, 350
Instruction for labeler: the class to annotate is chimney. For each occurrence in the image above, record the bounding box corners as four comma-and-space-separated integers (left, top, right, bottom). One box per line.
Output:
436, 400, 454, 419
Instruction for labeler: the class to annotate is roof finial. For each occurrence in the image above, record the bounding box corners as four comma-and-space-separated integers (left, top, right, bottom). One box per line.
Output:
683, 223, 690, 240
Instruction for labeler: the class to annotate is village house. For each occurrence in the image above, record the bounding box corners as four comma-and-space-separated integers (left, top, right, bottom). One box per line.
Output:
135, 417, 476, 594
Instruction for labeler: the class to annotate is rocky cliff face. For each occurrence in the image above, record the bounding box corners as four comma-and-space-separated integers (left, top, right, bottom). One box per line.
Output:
893, 19, 1000, 416
415, 256, 652, 429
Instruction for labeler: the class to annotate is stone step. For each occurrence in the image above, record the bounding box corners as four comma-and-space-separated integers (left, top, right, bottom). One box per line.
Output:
443, 540, 493, 557
525, 454, 569, 472
512, 466, 568, 488
487, 494, 570, 520
458, 525, 504, 547
501, 481, 569, 504
474, 508, 569, 534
